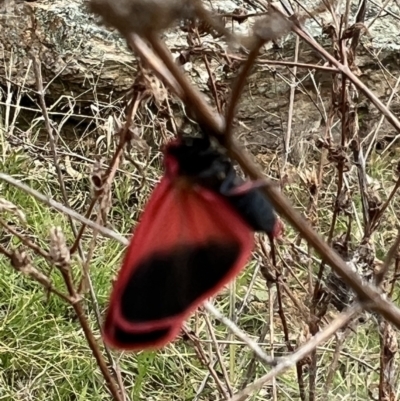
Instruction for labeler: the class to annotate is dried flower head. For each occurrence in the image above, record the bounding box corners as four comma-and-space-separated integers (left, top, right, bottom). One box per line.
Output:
0, 198, 26, 222
88, 0, 198, 35
99, 182, 112, 223
252, 8, 293, 43
49, 227, 71, 270
11, 248, 54, 288
91, 157, 106, 195
10, 249, 33, 273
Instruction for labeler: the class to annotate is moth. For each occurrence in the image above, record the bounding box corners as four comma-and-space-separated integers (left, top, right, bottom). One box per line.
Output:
104, 135, 280, 351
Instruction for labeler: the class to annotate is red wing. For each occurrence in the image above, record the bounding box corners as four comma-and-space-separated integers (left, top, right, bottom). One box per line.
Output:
103, 176, 253, 350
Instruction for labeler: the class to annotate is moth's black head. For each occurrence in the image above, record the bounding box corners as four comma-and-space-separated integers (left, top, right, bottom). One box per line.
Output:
166, 135, 230, 182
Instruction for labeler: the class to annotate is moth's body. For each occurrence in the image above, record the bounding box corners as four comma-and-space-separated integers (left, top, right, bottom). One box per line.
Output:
167, 136, 278, 236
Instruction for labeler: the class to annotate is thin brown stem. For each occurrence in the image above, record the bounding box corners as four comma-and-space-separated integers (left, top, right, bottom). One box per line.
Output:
283, 34, 300, 166
58, 268, 123, 400
225, 40, 263, 145
227, 305, 362, 401
375, 229, 400, 287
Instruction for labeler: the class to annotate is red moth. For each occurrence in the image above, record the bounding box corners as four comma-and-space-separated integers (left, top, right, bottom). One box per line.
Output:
104, 135, 281, 351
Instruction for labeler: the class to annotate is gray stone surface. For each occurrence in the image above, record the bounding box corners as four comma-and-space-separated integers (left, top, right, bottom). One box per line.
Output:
0, 0, 399, 148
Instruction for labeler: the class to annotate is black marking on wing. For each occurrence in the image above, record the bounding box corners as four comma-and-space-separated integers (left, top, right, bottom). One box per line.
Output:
113, 326, 171, 347
120, 241, 240, 322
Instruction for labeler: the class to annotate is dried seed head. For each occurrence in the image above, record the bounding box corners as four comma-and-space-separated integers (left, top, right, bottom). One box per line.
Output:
0, 198, 26, 222
252, 8, 293, 43
99, 182, 112, 223
342, 23, 370, 41
336, 188, 352, 216
91, 157, 106, 196
49, 227, 71, 270
88, 0, 198, 35
296, 0, 336, 25
325, 271, 353, 311
367, 190, 382, 222
11, 248, 52, 285
11, 249, 33, 273
327, 145, 351, 172
352, 239, 376, 282
379, 321, 398, 356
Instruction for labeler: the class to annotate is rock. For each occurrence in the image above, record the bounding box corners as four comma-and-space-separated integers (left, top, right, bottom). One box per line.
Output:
0, 0, 399, 148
